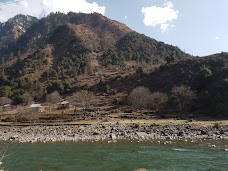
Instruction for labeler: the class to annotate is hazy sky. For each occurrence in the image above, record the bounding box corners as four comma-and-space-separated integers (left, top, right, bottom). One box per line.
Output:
0, 0, 227, 56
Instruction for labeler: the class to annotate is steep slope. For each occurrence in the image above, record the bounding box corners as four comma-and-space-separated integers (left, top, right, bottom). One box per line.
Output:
0, 12, 191, 103
99, 32, 188, 66
0, 14, 38, 49
10, 12, 131, 54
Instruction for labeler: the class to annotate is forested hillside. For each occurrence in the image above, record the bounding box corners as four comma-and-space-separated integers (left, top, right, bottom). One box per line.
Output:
0, 12, 227, 118
0, 12, 189, 103
99, 53, 228, 117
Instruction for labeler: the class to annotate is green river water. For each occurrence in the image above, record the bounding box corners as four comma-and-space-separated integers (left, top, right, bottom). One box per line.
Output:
1, 140, 228, 171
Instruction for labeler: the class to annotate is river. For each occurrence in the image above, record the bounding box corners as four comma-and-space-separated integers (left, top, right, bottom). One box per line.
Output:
2, 140, 228, 171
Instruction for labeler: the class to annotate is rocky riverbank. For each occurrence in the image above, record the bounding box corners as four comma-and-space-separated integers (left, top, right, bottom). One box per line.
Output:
0, 123, 228, 143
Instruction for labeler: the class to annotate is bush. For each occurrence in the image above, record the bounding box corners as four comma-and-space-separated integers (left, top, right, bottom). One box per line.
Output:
171, 85, 196, 114
0, 97, 12, 106
149, 92, 168, 112
0, 86, 12, 98
128, 86, 150, 110
136, 67, 144, 75
46, 91, 62, 103
19, 92, 33, 105
216, 102, 228, 118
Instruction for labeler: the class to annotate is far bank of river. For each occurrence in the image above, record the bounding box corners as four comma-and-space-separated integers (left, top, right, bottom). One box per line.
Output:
0, 120, 228, 143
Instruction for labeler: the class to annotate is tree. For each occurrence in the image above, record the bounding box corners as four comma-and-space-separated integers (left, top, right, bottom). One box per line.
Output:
136, 66, 144, 75
192, 66, 213, 91
47, 81, 64, 94
171, 85, 196, 114
216, 102, 228, 117
0, 97, 12, 112
149, 92, 168, 113
75, 90, 94, 118
45, 91, 62, 113
0, 97, 12, 106
34, 88, 47, 101
165, 55, 175, 64
46, 91, 62, 103
19, 92, 33, 105
0, 86, 12, 98
128, 86, 150, 111
199, 66, 213, 78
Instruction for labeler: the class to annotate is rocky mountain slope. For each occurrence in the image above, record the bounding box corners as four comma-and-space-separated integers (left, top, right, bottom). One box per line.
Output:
0, 14, 37, 49
0, 12, 189, 97
0, 12, 227, 117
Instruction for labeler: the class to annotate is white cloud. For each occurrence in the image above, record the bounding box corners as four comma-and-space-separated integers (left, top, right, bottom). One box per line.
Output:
0, 0, 105, 22
124, 16, 128, 19
141, 1, 178, 32
160, 23, 169, 32
163, 1, 173, 8
215, 36, 219, 40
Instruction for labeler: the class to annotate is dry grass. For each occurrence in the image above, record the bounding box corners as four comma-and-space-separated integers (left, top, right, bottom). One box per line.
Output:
1, 118, 228, 126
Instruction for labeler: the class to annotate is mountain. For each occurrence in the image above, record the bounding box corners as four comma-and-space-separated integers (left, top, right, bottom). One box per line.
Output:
0, 12, 227, 117
0, 14, 38, 49
5, 12, 132, 56
0, 12, 190, 102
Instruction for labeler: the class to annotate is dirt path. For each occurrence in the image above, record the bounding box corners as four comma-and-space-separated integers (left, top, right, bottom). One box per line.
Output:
0, 119, 228, 126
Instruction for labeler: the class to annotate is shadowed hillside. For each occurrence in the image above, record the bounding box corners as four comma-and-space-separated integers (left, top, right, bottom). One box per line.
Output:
95, 52, 228, 117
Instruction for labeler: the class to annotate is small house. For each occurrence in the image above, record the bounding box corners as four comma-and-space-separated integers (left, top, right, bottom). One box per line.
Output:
58, 100, 70, 109
29, 104, 45, 112
2, 104, 12, 111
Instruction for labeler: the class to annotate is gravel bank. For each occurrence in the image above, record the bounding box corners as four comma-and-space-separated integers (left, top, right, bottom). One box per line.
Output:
0, 123, 228, 143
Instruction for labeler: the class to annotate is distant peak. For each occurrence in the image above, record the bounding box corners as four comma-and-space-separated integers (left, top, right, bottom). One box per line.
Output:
7, 14, 37, 24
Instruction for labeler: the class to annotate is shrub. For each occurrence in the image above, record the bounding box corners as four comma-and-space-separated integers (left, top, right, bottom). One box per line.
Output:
128, 86, 150, 110
46, 91, 62, 103
149, 92, 168, 112
171, 85, 196, 114
136, 67, 144, 75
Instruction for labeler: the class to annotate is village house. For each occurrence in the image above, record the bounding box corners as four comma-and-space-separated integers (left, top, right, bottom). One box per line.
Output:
57, 100, 70, 109
29, 104, 46, 112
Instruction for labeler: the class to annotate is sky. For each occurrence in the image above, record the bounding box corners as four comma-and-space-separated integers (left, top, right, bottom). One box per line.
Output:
0, 0, 227, 56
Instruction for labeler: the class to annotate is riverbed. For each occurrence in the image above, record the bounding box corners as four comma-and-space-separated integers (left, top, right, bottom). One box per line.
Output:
0, 122, 228, 143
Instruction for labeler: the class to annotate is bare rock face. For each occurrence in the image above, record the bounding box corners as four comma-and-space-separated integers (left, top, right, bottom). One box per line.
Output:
0, 14, 38, 48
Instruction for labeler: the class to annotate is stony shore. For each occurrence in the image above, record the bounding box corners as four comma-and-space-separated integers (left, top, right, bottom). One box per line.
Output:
0, 122, 228, 143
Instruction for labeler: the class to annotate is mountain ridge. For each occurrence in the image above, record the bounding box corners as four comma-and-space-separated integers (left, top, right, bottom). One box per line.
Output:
0, 12, 190, 101
0, 12, 227, 117
0, 14, 38, 49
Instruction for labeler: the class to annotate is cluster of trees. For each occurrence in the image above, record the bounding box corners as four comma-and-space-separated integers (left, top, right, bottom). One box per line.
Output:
117, 32, 189, 62
100, 32, 190, 68
100, 49, 124, 67
53, 54, 88, 77
0, 49, 88, 102
129, 54, 228, 117
128, 85, 196, 116
7, 50, 49, 78
0, 79, 75, 105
